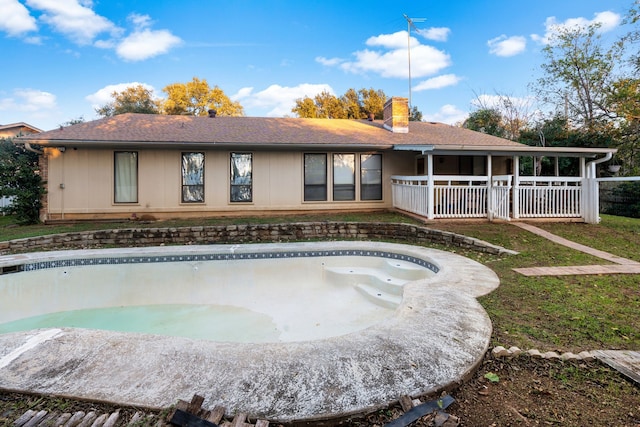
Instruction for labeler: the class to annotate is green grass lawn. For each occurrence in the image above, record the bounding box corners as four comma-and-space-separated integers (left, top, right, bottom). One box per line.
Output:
1, 213, 638, 353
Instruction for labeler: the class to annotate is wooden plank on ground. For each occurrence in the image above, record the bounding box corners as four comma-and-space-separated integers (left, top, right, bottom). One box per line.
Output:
230, 412, 247, 427
398, 395, 414, 412
187, 394, 206, 415
206, 405, 226, 424
593, 350, 640, 384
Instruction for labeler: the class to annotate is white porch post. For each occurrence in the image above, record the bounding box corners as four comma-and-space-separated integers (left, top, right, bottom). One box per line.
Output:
513, 156, 520, 219
487, 155, 493, 221
427, 154, 434, 219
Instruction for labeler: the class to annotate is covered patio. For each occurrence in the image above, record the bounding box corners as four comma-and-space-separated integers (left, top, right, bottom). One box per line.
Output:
390, 145, 616, 224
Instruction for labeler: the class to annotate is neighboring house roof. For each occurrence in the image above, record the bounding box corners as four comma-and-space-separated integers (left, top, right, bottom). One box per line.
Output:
0, 122, 43, 137
17, 113, 615, 158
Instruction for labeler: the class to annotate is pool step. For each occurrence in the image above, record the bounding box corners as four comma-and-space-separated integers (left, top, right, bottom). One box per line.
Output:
383, 259, 432, 281
355, 284, 402, 309
324, 266, 406, 295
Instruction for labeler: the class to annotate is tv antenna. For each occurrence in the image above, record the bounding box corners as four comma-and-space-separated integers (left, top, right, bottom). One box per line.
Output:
403, 14, 426, 110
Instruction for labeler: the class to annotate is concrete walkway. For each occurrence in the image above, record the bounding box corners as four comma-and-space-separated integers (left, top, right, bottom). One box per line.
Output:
512, 222, 640, 276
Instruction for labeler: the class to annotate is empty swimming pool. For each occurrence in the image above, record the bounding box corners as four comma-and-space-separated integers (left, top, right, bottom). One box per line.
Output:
0, 241, 500, 422
0, 245, 436, 342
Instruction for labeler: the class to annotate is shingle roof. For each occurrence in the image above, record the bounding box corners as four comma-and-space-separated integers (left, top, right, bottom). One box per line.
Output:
18, 113, 523, 149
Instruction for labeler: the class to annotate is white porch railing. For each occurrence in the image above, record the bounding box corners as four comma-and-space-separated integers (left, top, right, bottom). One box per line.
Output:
391, 175, 584, 220
391, 176, 430, 217
391, 175, 489, 219
516, 177, 582, 218
434, 176, 488, 218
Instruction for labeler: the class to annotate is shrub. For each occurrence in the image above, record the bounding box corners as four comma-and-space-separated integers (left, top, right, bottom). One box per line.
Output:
0, 138, 44, 224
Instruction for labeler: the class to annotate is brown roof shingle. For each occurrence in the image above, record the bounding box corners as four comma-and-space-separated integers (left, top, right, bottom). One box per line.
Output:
19, 113, 523, 149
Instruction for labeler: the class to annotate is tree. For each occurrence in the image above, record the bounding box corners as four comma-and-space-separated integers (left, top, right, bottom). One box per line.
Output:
96, 85, 160, 117
162, 77, 244, 116
291, 96, 318, 118
341, 89, 362, 119
462, 108, 506, 138
62, 117, 85, 126
608, 78, 640, 175
291, 88, 387, 119
0, 138, 44, 224
610, 78, 640, 121
409, 105, 423, 122
468, 92, 536, 140
622, 0, 640, 73
359, 88, 386, 119
532, 23, 622, 131
518, 115, 615, 175
314, 91, 346, 119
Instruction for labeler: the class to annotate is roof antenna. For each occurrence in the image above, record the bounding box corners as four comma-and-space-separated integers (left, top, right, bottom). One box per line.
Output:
403, 14, 426, 111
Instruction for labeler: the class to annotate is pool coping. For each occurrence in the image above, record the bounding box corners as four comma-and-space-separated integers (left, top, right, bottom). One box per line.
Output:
0, 241, 500, 422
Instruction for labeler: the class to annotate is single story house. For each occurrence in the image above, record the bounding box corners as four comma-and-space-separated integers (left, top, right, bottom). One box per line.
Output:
18, 97, 616, 224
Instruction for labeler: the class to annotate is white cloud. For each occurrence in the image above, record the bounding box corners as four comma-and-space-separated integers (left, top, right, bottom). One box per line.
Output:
0, 0, 37, 36
233, 87, 254, 99
86, 82, 157, 109
113, 13, 181, 61
422, 104, 468, 125
366, 31, 409, 49
116, 29, 182, 61
414, 74, 462, 91
419, 27, 450, 42
233, 83, 334, 117
316, 56, 343, 66
324, 31, 450, 79
0, 88, 57, 112
487, 35, 526, 57
26, 0, 117, 45
6, 3, 181, 61
532, 10, 621, 44
128, 13, 152, 28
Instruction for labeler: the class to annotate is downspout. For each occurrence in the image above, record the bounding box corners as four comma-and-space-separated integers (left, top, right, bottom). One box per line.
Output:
25, 142, 44, 154
584, 152, 613, 224
585, 152, 612, 178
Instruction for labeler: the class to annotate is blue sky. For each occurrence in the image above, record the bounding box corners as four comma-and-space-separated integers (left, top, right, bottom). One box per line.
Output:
0, 0, 632, 131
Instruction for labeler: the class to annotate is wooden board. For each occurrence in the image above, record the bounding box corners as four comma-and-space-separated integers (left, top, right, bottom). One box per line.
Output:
593, 350, 640, 384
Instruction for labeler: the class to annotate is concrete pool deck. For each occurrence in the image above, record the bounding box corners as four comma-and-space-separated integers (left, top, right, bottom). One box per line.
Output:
0, 241, 500, 422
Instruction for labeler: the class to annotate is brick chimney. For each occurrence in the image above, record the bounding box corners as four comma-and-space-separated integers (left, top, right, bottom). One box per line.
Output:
383, 97, 409, 133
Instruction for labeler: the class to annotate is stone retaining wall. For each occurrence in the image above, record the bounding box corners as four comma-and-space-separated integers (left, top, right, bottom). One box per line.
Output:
0, 222, 514, 256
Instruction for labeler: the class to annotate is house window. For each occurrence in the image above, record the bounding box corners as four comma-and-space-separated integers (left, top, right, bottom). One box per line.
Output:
333, 153, 355, 201
230, 152, 252, 202
304, 154, 327, 201
360, 154, 382, 200
114, 151, 138, 203
182, 152, 204, 203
